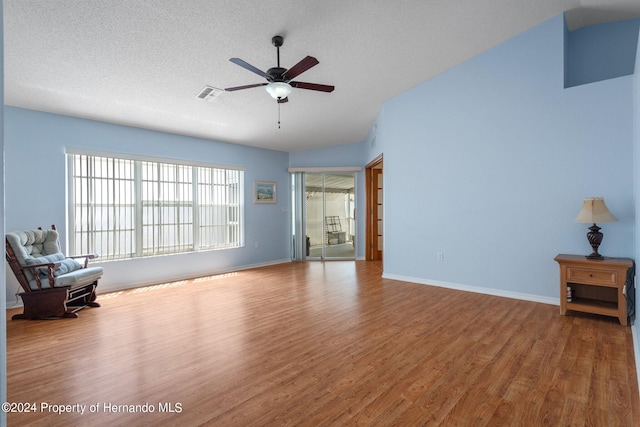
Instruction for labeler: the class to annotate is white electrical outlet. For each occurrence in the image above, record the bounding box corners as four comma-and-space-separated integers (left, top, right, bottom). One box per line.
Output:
255, 241, 260, 249
437, 252, 444, 262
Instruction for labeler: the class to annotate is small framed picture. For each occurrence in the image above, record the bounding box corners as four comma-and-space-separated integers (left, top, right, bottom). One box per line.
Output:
254, 181, 277, 204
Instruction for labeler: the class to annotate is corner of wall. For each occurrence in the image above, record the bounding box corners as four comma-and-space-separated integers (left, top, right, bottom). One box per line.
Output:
632, 22, 640, 400
563, 13, 570, 89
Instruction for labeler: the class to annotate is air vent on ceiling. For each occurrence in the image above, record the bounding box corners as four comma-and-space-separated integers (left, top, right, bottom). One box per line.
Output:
196, 86, 223, 102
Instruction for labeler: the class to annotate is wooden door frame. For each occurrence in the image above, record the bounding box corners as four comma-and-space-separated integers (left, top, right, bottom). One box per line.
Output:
365, 154, 383, 261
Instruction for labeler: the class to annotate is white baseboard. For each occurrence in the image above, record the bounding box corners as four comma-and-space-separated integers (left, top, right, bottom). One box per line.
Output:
381, 273, 559, 306
97, 258, 292, 295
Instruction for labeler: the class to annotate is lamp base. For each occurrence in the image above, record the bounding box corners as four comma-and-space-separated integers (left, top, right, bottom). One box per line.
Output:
585, 223, 604, 260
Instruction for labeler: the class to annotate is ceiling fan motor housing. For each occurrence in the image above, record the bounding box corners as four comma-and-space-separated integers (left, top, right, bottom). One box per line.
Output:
267, 67, 287, 82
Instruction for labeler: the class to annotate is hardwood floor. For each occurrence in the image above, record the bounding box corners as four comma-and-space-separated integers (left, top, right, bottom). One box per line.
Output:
6, 261, 640, 426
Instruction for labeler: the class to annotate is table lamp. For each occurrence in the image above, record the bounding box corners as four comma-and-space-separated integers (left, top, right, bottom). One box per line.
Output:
575, 197, 617, 260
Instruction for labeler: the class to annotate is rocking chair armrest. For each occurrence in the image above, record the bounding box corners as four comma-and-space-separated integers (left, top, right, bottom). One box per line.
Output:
68, 253, 99, 268
68, 253, 99, 260
21, 262, 61, 290
20, 261, 62, 271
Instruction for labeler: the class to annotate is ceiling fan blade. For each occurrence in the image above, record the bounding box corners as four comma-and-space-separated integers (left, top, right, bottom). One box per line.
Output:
229, 58, 271, 80
225, 83, 267, 92
283, 56, 319, 81
290, 81, 335, 93
277, 97, 289, 104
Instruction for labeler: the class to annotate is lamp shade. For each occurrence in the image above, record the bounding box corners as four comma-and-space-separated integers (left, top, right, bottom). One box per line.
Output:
575, 197, 617, 223
265, 82, 292, 100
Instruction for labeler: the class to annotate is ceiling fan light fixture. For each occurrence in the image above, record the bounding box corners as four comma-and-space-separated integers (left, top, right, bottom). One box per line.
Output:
265, 82, 292, 100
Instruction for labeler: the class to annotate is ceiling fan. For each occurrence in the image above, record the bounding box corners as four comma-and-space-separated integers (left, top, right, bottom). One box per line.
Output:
225, 35, 335, 104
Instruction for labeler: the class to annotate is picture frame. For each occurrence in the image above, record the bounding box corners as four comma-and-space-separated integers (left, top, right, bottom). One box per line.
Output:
254, 181, 277, 204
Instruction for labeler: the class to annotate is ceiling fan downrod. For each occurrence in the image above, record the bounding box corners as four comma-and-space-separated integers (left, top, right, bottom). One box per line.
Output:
273, 36, 285, 129
272, 35, 283, 69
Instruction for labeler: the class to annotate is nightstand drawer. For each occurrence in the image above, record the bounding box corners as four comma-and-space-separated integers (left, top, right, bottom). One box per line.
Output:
566, 267, 617, 286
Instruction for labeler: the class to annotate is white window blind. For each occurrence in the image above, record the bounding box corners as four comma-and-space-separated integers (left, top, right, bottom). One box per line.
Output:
68, 153, 244, 261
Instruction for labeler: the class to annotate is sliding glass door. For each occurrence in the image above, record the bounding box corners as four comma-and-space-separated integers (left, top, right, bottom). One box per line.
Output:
292, 172, 356, 260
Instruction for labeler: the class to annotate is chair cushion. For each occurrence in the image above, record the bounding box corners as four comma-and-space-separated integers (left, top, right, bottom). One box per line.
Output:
25, 254, 83, 276
54, 267, 104, 287
25, 252, 65, 266
6, 229, 61, 266
28, 266, 103, 291
56, 258, 84, 275
8, 227, 103, 292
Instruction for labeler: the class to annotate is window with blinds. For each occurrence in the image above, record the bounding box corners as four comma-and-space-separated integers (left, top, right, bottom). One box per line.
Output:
68, 152, 244, 261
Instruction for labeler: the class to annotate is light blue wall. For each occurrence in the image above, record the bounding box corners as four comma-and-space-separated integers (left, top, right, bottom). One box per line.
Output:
4, 107, 291, 301
288, 141, 368, 258
566, 17, 640, 87
367, 14, 634, 301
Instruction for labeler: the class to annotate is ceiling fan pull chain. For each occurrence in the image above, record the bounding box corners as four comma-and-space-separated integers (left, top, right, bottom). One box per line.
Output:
278, 102, 281, 129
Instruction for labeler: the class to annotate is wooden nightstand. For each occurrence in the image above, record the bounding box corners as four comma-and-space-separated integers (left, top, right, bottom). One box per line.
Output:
554, 254, 634, 325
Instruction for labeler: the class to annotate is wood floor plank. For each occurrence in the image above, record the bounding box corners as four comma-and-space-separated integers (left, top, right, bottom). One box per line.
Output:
5, 261, 640, 426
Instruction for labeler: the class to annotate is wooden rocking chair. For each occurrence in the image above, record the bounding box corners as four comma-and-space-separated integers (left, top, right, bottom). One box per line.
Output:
6, 225, 103, 319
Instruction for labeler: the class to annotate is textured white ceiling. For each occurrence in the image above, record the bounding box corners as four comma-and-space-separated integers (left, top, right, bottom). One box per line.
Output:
5, 0, 640, 152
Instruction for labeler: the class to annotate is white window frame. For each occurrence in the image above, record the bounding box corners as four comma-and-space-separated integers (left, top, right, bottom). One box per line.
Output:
66, 148, 245, 261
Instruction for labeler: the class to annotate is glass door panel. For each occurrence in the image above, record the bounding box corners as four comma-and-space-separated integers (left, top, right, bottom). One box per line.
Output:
304, 172, 355, 260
